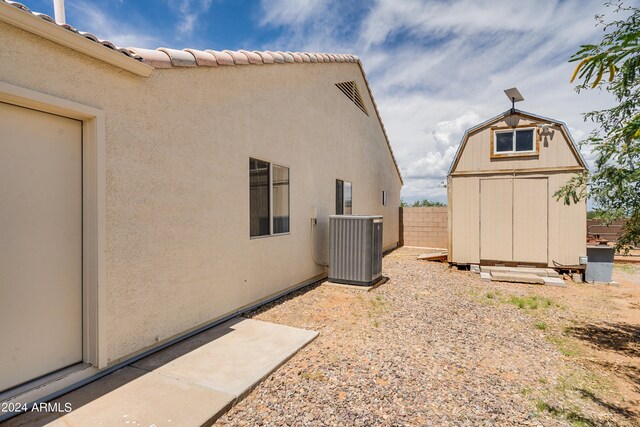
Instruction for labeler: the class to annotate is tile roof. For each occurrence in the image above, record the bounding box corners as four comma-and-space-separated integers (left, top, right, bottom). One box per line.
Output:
1, 1, 359, 69
1, 0, 142, 60
0, 0, 358, 68
127, 47, 359, 68
1, 0, 403, 183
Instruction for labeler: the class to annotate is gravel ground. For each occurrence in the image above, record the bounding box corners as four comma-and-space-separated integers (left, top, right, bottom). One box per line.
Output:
216, 248, 639, 426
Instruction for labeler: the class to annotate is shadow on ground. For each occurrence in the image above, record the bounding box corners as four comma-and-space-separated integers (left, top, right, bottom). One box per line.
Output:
566, 321, 640, 358
578, 388, 638, 420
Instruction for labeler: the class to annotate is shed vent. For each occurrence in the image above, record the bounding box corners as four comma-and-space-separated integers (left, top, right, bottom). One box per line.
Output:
335, 81, 369, 116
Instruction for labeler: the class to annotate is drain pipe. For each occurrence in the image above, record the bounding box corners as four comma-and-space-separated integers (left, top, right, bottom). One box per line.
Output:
310, 215, 328, 267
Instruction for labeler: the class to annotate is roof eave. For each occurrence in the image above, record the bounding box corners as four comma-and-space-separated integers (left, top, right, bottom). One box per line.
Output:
0, 1, 154, 77
355, 59, 404, 185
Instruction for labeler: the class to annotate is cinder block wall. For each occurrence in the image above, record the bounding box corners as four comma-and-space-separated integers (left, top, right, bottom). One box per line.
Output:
400, 207, 448, 249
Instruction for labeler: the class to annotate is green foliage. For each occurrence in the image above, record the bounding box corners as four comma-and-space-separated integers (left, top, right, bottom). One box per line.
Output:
547, 335, 582, 357
508, 295, 555, 310
557, 1, 640, 253
411, 199, 446, 207
534, 399, 595, 427
535, 321, 548, 331
300, 370, 326, 381
615, 262, 640, 274
400, 198, 447, 207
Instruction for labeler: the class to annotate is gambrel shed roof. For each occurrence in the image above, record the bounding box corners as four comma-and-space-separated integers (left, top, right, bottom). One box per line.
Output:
448, 109, 588, 175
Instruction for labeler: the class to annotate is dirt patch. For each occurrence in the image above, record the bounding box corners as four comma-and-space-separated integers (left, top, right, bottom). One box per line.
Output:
217, 247, 640, 426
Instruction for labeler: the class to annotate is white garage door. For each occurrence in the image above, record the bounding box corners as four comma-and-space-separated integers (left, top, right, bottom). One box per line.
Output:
0, 102, 83, 392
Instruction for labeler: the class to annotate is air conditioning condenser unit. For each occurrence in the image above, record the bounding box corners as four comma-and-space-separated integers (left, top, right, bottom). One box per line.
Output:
329, 215, 383, 286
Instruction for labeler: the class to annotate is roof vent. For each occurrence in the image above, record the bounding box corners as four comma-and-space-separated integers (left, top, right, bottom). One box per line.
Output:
335, 81, 368, 116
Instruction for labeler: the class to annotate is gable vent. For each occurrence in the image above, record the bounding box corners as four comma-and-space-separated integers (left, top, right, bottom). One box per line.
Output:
335, 81, 369, 116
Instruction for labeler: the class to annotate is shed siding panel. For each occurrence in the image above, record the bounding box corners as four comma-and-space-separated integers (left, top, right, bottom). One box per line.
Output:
450, 177, 479, 263
455, 118, 581, 173
513, 178, 548, 264
451, 172, 586, 268
548, 173, 587, 266
480, 178, 513, 262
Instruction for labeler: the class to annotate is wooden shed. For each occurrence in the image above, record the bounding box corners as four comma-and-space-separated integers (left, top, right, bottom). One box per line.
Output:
447, 109, 587, 268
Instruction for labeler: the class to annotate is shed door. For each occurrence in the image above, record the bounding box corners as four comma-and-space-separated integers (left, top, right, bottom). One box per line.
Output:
0, 103, 83, 392
480, 178, 548, 265
480, 179, 513, 262
513, 178, 547, 264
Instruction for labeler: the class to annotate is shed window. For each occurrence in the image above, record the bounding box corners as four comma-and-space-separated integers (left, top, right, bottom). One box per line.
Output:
382, 190, 388, 206
250, 158, 290, 237
494, 128, 536, 154
336, 179, 352, 215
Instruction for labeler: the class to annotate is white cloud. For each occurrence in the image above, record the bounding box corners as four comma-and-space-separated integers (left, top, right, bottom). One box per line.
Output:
259, 0, 328, 27
59, 0, 216, 48
258, 0, 615, 201
170, 0, 213, 37
33, 0, 615, 202
68, 1, 165, 48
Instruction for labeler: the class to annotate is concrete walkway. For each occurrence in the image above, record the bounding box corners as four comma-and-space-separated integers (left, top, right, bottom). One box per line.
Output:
4, 318, 318, 426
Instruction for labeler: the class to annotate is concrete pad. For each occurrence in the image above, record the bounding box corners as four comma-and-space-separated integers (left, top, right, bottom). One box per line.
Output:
5, 318, 317, 426
517, 268, 549, 277
470, 265, 481, 273
584, 280, 620, 286
480, 272, 491, 281
481, 266, 511, 273
490, 271, 545, 285
543, 277, 567, 287
3, 367, 235, 427
480, 266, 561, 278
544, 268, 561, 278
323, 277, 389, 292
133, 318, 318, 397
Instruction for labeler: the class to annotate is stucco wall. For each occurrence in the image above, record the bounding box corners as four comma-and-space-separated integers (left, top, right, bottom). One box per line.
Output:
400, 207, 448, 248
1, 21, 402, 365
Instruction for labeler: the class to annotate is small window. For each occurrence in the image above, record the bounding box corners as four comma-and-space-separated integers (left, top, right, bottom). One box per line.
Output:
250, 159, 270, 237
336, 179, 353, 215
382, 190, 388, 206
494, 128, 536, 154
272, 165, 290, 234
516, 129, 534, 152
250, 158, 289, 237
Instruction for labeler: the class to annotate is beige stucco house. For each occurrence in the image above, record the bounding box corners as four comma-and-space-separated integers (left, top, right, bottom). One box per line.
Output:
0, 1, 402, 408
447, 109, 587, 268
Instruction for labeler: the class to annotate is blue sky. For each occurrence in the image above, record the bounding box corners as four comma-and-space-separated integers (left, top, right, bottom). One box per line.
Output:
23, 0, 615, 203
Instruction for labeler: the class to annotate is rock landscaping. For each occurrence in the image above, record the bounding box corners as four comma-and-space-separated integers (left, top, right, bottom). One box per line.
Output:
216, 247, 640, 426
